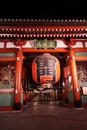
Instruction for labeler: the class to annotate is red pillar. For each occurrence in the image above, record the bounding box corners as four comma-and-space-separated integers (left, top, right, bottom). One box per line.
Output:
69, 49, 81, 107
14, 48, 23, 110
63, 67, 68, 103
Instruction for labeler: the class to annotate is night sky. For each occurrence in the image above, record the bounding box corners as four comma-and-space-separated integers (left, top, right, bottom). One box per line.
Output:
0, 1, 87, 20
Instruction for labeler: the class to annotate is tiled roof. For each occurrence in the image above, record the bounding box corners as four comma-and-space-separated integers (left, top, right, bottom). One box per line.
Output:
0, 19, 87, 26
0, 19, 87, 38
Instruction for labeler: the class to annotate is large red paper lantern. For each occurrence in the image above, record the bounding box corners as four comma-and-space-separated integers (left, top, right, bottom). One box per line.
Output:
32, 53, 60, 84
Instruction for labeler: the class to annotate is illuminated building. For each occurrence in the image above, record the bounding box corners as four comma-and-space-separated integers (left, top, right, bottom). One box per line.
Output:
0, 19, 87, 111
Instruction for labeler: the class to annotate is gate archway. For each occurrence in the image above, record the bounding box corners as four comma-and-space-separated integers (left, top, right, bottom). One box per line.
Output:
0, 19, 87, 111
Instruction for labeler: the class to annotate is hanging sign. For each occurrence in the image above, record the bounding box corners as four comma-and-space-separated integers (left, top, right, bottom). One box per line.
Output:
34, 39, 57, 49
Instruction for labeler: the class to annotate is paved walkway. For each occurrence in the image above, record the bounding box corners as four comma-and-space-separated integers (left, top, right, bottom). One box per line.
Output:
0, 100, 87, 130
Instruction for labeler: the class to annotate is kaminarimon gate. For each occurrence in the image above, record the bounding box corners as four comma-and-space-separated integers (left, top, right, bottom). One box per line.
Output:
0, 19, 87, 111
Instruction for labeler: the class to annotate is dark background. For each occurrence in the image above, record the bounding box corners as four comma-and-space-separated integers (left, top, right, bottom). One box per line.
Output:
0, 0, 87, 20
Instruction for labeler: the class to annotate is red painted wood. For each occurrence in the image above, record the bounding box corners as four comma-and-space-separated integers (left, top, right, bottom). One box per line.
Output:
69, 50, 81, 101
0, 106, 13, 111
14, 49, 23, 103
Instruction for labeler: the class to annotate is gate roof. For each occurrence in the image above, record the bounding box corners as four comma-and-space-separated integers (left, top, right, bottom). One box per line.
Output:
0, 19, 87, 38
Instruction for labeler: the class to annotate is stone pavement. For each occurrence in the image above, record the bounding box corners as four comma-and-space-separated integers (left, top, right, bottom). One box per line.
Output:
0, 100, 87, 130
